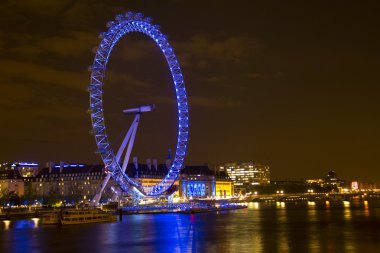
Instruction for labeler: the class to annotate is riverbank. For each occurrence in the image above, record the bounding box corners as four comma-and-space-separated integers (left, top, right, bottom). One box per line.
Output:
0, 202, 247, 220
0, 208, 58, 220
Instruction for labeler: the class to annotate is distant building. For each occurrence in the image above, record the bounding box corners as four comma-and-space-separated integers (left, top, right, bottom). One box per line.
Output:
324, 170, 341, 187
271, 180, 306, 186
351, 181, 378, 192
217, 162, 270, 193
305, 179, 324, 185
269, 180, 308, 194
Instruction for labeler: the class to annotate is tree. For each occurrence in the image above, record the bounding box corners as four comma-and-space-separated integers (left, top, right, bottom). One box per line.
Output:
0, 189, 9, 207
0, 190, 21, 206
43, 186, 62, 206
22, 186, 38, 206
65, 186, 84, 207
8, 191, 21, 206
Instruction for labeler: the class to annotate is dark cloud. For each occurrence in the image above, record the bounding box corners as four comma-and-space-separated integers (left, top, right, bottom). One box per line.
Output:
139, 95, 241, 108
2, 0, 71, 17
107, 71, 151, 90
175, 35, 260, 68
37, 31, 97, 57
0, 60, 87, 91
190, 96, 242, 108
203, 75, 227, 83
114, 39, 157, 62
246, 72, 265, 80
0, 34, 4, 52
0, 83, 37, 110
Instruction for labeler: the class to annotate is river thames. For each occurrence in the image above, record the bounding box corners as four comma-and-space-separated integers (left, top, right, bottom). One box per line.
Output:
1, 203, 380, 252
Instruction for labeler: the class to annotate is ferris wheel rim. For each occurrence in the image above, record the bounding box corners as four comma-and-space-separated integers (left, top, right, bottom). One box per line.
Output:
88, 12, 189, 197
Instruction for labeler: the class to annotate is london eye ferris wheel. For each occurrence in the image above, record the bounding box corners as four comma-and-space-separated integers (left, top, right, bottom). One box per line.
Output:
88, 12, 189, 203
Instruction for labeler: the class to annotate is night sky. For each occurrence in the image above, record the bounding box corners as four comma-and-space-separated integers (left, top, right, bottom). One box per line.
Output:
0, 1, 379, 183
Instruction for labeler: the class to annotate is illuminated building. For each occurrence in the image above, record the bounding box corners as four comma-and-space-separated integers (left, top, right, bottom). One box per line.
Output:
29, 163, 105, 202
0, 161, 233, 203
179, 166, 230, 198
0, 169, 24, 196
0, 162, 40, 177
306, 179, 324, 185
217, 162, 270, 193
324, 170, 340, 186
124, 161, 180, 199
0, 162, 39, 196
215, 177, 234, 198
179, 169, 214, 198
351, 181, 378, 192
130, 163, 233, 199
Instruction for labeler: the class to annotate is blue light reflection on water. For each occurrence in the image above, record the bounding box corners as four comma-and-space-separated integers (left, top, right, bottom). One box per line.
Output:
1, 204, 380, 253
104, 212, 197, 252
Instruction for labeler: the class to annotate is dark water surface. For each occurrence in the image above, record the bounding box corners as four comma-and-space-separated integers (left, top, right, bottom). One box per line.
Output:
1, 203, 380, 252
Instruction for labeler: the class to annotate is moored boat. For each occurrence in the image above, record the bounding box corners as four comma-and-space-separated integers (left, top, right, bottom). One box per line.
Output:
60, 209, 117, 225
41, 211, 61, 225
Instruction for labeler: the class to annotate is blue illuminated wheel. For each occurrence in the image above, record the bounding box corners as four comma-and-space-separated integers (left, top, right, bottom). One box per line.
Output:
88, 12, 189, 197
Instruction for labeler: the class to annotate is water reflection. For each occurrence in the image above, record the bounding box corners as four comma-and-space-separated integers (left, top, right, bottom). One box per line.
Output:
307, 207, 317, 222
307, 207, 319, 253
343, 229, 357, 252
277, 208, 289, 252
1, 204, 380, 252
364, 208, 370, 217
343, 207, 352, 221
247, 202, 262, 252
3, 220, 10, 230
343, 200, 351, 207
249, 202, 260, 210
1, 218, 40, 230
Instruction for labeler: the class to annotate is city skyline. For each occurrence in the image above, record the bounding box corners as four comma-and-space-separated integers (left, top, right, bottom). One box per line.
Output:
0, 160, 374, 185
1, 1, 379, 183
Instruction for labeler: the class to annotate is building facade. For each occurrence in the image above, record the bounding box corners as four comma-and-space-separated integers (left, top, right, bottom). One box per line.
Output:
29, 164, 105, 203
1, 161, 234, 205
0, 170, 25, 197
179, 166, 215, 198
217, 162, 270, 193
136, 164, 233, 199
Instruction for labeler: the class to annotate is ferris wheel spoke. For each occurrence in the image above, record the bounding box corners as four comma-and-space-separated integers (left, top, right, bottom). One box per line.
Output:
121, 114, 140, 173
115, 114, 139, 162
